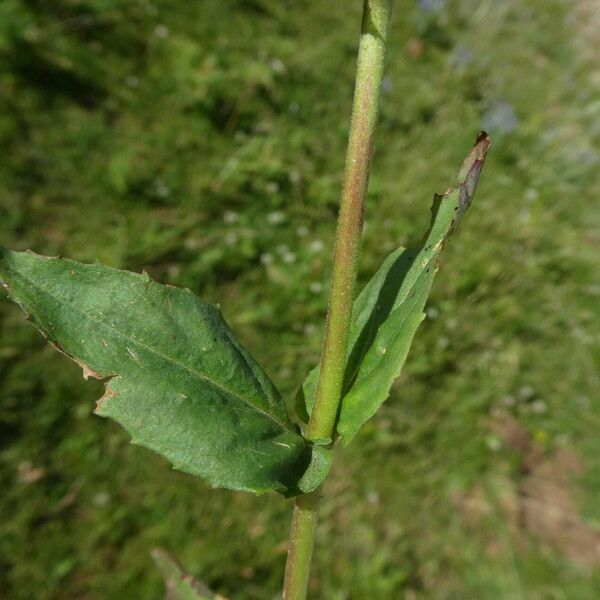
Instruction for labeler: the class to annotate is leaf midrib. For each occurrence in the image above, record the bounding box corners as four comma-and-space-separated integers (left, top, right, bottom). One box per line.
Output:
5, 262, 293, 432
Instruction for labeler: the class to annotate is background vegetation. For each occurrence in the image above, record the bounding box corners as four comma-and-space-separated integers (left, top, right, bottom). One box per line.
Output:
1, 0, 599, 598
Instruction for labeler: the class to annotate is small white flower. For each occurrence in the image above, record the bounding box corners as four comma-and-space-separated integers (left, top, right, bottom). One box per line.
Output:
519, 385, 535, 400
524, 188, 539, 202
93, 492, 111, 507
367, 491, 380, 506
260, 253, 274, 266
445, 318, 457, 331
155, 181, 170, 198
267, 211, 285, 225
308, 239, 324, 253
154, 24, 169, 38
303, 323, 316, 336
266, 181, 280, 195
426, 306, 439, 320
223, 210, 239, 224
184, 238, 201, 250
502, 395, 516, 407
531, 400, 547, 414
269, 58, 286, 74
486, 436, 502, 452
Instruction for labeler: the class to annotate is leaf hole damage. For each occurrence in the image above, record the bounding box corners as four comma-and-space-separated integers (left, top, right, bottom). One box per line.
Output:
95, 383, 119, 413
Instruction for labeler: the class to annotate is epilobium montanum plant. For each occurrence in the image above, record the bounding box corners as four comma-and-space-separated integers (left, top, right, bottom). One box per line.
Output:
0, 1, 491, 598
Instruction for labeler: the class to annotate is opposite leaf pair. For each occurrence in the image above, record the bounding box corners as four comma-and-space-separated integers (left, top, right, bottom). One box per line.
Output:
0, 132, 490, 497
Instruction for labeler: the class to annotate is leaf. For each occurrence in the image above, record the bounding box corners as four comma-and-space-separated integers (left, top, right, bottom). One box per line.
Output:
152, 548, 226, 600
0, 250, 309, 494
297, 444, 333, 494
301, 132, 491, 444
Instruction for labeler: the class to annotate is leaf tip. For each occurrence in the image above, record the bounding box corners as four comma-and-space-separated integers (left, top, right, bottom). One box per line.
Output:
457, 130, 492, 187
454, 131, 491, 224
433, 130, 492, 236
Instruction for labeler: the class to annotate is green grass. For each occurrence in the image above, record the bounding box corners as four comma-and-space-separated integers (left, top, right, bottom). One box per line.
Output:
1, 0, 599, 598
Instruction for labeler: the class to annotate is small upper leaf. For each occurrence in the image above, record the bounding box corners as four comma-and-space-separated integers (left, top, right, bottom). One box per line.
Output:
0, 250, 309, 494
152, 548, 226, 600
300, 132, 491, 444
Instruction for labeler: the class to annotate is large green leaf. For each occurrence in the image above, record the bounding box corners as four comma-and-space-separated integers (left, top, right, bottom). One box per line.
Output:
300, 132, 491, 444
152, 549, 226, 600
0, 250, 309, 494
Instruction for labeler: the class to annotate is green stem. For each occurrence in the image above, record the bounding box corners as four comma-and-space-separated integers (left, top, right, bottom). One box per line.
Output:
283, 1, 393, 598
305, 0, 393, 444
283, 490, 320, 599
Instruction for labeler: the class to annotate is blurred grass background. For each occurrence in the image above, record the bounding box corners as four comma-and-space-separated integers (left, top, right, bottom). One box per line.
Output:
1, 0, 599, 598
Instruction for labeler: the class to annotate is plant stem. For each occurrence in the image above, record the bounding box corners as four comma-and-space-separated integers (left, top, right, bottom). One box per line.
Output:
283, 1, 393, 598
305, 0, 393, 444
282, 490, 320, 599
